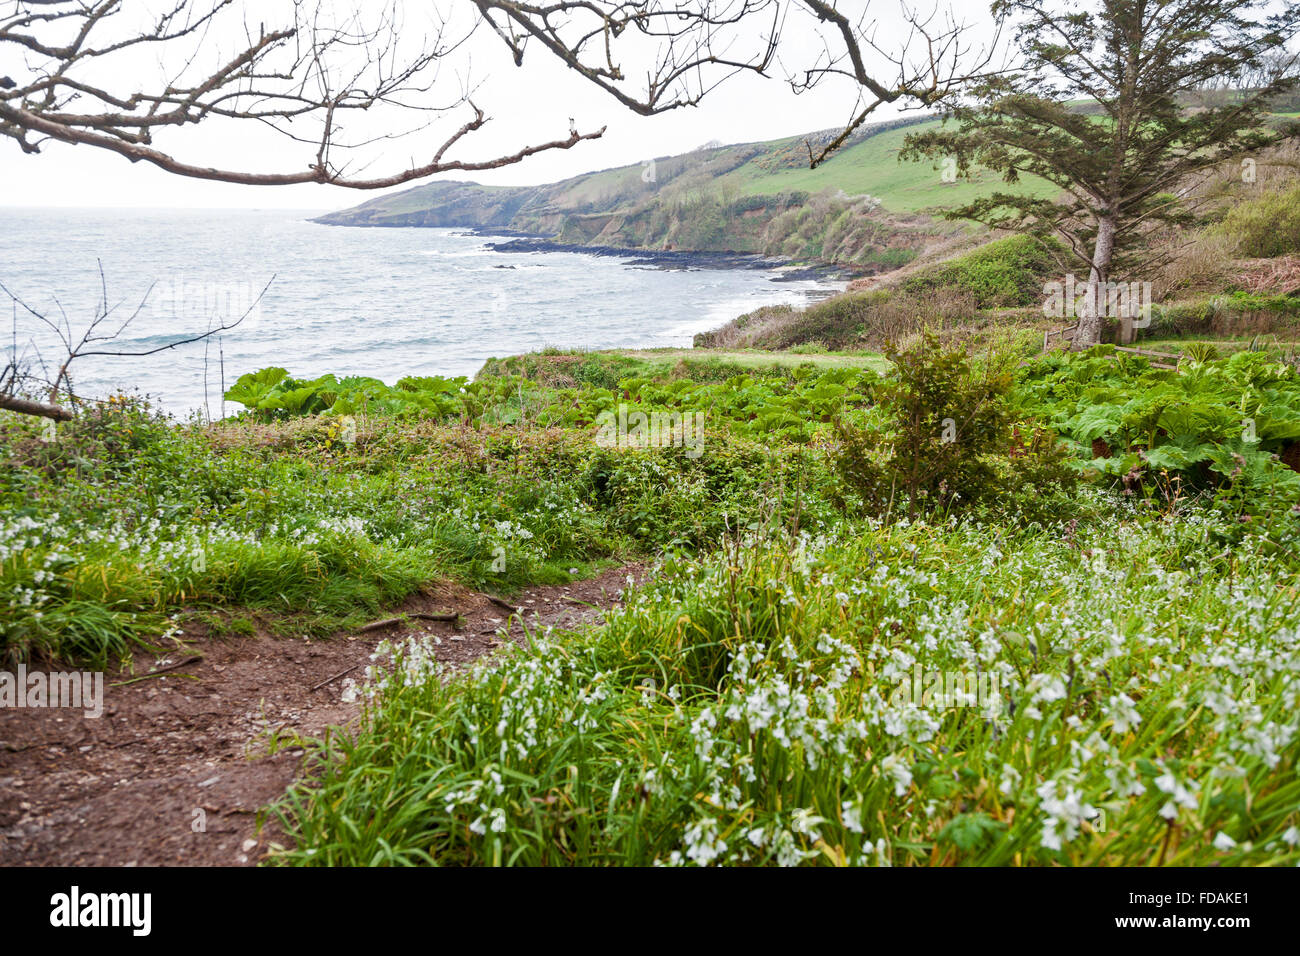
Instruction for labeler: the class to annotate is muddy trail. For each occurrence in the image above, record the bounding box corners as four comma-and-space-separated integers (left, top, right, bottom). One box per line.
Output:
0, 564, 644, 867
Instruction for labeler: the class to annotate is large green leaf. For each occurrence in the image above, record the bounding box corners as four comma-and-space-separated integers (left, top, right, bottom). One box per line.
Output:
224, 367, 289, 408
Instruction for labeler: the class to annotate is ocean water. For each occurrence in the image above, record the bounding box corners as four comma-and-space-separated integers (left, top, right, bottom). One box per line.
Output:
0, 208, 842, 416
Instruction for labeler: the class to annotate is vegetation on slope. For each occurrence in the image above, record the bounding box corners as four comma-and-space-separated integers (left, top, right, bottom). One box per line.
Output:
315, 117, 1056, 270
6, 333, 1300, 866
696, 235, 1066, 351
697, 141, 1300, 354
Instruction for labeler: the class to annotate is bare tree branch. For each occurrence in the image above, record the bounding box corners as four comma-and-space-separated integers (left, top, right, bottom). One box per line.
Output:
0, 0, 606, 188
0, 392, 73, 421
2, 2, 1010, 186
473, 2, 1007, 168
473, 0, 782, 115
0, 263, 271, 417
788, 0, 1007, 167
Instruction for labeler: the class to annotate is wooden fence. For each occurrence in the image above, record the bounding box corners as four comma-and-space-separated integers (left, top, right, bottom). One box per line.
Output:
1038, 323, 1181, 370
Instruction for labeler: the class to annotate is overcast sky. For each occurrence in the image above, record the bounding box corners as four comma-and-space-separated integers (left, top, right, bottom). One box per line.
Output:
0, 1, 984, 212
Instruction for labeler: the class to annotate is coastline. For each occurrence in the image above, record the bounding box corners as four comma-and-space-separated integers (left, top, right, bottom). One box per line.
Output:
479, 234, 862, 284
311, 215, 871, 283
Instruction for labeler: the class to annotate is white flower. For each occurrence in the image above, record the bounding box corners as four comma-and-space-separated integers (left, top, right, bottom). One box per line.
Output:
1213, 832, 1237, 851
999, 764, 1022, 797
683, 817, 727, 866
1027, 673, 1067, 704
880, 754, 912, 796
1105, 693, 1142, 734
1041, 818, 1063, 851
791, 807, 823, 836
1154, 771, 1198, 813
1036, 778, 1095, 850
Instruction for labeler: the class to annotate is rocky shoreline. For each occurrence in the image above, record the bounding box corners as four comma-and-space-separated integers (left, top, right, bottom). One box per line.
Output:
310, 215, 869, 283
477, 234, 863, 284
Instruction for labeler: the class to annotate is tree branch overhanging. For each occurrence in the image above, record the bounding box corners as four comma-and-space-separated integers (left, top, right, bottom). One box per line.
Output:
0, 0, 608, 188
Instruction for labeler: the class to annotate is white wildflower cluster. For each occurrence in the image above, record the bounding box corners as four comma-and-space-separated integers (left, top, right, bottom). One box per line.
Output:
321, 501, 1300, 865
1152, 765, 1200, 820
341, 633, 443, 703
1035, 775, 1098, 851
493, 519, 534, 541
315, 515, 368, 538
570, 672, 613, 734
482, 647, 570, 761
441, 769, 511, 836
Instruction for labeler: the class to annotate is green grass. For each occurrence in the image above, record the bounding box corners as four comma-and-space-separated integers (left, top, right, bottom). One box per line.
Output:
6, 344, 1300, 866
273, 508, 1300, 866
720, 122, 1056, 215
587, 347, 890, 373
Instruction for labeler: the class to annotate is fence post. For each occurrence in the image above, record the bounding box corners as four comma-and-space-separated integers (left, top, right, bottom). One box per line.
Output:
1119, 314, 1134, 345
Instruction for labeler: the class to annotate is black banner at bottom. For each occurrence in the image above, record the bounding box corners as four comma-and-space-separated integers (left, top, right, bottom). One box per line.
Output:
1, 865, 1286, 943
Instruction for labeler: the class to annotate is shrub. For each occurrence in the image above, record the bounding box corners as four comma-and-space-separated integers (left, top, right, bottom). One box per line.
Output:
901, 235, 1061, 308
1147, 300, 1218, 336
1213, 181, 1300, 258
864, 246, 920, 270
834, 334, 1075, 519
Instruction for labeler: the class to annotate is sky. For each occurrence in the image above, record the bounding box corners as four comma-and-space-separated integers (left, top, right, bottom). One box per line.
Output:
0, 1, 993, 212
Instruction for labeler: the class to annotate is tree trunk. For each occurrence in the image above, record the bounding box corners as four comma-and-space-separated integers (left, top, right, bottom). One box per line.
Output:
0, 394, 74, 420
1073, 216, 1116, 349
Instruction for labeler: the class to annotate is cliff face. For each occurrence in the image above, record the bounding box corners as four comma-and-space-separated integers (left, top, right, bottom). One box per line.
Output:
313, 116, 1043, 268
319, 181, 545, 228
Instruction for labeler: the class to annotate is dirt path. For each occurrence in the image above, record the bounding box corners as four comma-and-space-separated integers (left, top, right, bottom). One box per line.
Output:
0, 564, 644, 867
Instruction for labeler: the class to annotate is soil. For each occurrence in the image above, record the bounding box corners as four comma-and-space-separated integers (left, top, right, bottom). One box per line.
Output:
1281, 441, 1300, 474
0, 563, 644, 867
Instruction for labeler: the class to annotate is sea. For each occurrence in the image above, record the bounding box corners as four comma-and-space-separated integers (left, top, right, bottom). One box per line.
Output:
0, 207, 843, 417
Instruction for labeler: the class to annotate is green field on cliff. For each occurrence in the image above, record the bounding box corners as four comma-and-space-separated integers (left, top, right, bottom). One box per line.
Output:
314, 117, 1056, 267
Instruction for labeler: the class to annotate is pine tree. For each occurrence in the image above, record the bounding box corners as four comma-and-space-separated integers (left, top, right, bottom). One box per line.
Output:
902, 0, 1300, 347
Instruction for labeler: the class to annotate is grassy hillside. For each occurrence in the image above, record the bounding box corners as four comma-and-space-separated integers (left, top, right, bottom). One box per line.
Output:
697, 135, 1300, 355
718, 123, 1020, 214
316, 117, 1055, 269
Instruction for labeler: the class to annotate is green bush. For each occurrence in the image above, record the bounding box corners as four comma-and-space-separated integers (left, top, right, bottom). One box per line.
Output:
865, 247, 919, 269
1214, 181, 1300, 258
1148, 301, 1217, 336
834, 334, 1075, 519
901, 235, 1061, 307
1218, 290, 1300, 314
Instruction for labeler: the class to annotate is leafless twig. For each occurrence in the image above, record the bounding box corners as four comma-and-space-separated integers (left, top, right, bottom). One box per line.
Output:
0, 1, 606, 189
0, 262, 273, 418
